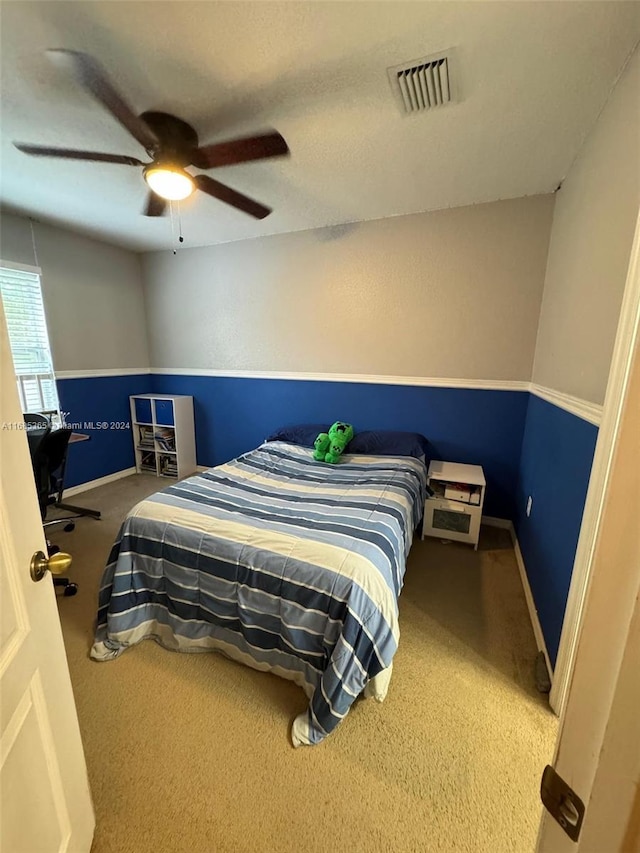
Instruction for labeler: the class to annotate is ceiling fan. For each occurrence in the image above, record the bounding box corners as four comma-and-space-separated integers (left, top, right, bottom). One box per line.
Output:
13, 49, 289, 219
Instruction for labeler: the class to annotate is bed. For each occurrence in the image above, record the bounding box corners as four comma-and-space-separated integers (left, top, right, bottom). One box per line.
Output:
91, 439, 427, 745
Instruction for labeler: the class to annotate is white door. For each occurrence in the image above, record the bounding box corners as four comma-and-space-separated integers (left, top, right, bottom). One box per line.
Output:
0, 302, 94, 852
537, 220, 640, 851
537, 335, 640, 853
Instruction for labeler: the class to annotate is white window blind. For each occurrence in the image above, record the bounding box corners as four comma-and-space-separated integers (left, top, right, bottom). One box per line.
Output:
0, 265, 60, 416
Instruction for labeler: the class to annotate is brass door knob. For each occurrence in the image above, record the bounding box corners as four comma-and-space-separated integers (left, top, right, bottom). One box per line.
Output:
30, 550, 72, 582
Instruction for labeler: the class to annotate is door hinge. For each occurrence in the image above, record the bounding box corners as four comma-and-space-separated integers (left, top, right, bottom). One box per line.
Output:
540, 765, 585, 842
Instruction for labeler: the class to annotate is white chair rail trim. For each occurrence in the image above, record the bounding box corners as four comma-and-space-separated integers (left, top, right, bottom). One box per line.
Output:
53, 369, 603, 425
529, 383, 603, 426
56, 368, 151, 379
149, 368, 532, 391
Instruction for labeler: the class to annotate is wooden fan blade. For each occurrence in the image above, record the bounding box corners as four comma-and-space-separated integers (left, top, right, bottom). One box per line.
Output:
191, 131, 289, 170
46, 49, 159, 151
144, 192, 167, 217
195, 175, 271, 219
14, 143, 143, 165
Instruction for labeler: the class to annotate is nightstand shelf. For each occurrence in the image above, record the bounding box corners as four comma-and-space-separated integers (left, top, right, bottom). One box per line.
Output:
422, 461, 486, 549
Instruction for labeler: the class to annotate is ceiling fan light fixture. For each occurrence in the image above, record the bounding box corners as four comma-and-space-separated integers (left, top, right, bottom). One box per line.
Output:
15, 51, 289, 218
144, 165, 194, 200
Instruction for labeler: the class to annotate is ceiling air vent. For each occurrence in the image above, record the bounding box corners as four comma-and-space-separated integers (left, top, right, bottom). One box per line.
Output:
388, 50, 456, 115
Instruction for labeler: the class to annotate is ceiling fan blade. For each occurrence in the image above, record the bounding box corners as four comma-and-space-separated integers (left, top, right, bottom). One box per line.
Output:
14, 143, 143, 166
144, 192, 167, 217
195, 175, 271, 219
46, 49, 159, 152
191, 131, 289, 169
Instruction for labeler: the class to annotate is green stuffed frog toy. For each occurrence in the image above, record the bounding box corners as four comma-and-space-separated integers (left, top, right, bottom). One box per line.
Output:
313, 421, 354, 464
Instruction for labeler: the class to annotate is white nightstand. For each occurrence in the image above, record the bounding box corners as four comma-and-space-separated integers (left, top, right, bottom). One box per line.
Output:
422, 461, 486, 549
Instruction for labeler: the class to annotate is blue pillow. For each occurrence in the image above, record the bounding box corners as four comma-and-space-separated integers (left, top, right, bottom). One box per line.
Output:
265, 424, 331, 447
348, 430, 429, 459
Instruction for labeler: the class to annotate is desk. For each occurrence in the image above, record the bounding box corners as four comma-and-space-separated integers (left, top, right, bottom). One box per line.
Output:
69, 432, 90, 444
55, 432, 101, 520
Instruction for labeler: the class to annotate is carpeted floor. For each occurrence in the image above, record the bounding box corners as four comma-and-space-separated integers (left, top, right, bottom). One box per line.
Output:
50, 474, 557, 853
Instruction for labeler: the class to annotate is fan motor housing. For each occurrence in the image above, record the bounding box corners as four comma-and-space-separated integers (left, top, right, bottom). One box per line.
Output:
140, 111, 199, 161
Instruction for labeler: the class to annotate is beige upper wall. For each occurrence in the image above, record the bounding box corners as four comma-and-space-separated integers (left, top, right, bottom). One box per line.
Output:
533, 46, 640, 406
0, 211, 149, 372
143, 195, 554, 380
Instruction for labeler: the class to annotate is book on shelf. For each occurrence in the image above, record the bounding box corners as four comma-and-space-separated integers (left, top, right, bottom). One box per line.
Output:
155, 426, 176, 452
159, 454, 178, 477
138, 425, 155, 448
140, 450, 157, 472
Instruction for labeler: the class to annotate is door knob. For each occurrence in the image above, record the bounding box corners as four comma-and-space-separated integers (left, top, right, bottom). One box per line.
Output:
30, 550, 72, 582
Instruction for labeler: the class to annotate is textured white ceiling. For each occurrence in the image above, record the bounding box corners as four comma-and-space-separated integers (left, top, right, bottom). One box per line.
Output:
1, 1, 639, 252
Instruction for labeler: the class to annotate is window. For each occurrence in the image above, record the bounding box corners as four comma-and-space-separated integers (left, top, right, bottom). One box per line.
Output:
0, 263, 60, 419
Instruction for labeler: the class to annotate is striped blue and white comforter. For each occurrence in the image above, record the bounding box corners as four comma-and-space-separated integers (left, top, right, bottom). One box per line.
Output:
91, 441, 426, 745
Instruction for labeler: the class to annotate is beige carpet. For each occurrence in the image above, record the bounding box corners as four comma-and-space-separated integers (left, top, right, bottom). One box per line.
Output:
50, 475, 557, 853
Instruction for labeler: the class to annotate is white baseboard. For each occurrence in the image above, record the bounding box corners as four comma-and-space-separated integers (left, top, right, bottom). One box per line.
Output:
482, 515, 553, 684
508, 524, 554, 684
482, 515, 512, 529
62, 467, 136, 497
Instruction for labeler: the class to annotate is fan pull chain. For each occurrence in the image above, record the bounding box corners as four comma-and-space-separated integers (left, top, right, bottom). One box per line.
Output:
169, 201, 177, 254
178, 203, 184, 245
169, 201, 185, 255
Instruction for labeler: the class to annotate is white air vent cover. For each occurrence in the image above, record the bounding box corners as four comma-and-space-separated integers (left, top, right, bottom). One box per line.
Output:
388, 50, 457, 115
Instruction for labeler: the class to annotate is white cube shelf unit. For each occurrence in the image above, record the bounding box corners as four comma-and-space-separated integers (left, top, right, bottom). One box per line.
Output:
130, 394, 197, 480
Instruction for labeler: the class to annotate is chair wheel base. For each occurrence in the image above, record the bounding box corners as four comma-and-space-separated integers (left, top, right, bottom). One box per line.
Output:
63, 583, 78, 597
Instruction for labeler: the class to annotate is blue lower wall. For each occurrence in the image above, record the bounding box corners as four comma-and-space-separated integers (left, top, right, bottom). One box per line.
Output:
514, 395, 598, 667
57, 374, 152, 488
150, 374, 529, 520
55, 369, 599, 667
53, 369, 602, 674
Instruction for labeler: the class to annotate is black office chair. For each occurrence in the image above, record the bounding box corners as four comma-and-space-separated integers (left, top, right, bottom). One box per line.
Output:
30, 427, 79, 596
24, 414, 50, 457
24, 412, 51, 428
